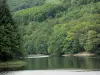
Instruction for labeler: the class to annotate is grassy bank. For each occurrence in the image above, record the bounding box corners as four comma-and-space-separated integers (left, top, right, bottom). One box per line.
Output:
0, 60, 26, 69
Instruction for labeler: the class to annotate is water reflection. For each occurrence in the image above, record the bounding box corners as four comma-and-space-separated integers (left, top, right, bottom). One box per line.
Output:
23, 56, 100, 70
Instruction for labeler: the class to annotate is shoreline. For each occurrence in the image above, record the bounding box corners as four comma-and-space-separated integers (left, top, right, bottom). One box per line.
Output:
62, 52, 95, 57
28, 52, 96, 57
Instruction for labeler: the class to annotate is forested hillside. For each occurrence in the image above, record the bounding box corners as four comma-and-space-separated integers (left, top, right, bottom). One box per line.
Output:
7, 0, 45, 11
8, 0, 100, 56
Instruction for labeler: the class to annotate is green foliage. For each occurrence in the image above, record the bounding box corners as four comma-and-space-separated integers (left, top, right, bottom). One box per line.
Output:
85, 30, 100, 52
12, 0, 100, 56
7, 0, 45, 11
13, 3, 66, 24
0, 0, 25, 61
48, 24, 67, 56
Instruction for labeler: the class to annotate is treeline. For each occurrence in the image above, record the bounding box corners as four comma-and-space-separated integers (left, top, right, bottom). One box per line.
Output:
13, 0, 100, 56
7, 0, 45, 11
13, 3, 66, 24
0, 0, 25, 61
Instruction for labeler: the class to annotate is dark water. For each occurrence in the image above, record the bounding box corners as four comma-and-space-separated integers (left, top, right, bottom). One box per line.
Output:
19, 56, 100, 70
1, 56, 100, 71
1, 56, 100, 75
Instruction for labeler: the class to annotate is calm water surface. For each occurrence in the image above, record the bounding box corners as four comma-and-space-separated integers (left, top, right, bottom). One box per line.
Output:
23, 56, 100, 70
0, 56, 100, 75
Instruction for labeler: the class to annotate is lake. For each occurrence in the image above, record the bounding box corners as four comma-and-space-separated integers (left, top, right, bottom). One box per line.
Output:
23, 55, 100, 70
0, 56, 100, 75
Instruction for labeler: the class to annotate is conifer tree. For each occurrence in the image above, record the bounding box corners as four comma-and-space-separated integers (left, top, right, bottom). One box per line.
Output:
0, 0, 24, 61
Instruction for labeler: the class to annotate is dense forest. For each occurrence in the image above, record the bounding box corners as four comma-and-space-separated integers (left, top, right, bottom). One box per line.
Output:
7, 0, 45, 11
11, 0, 100, 56
0, 0, 100, 61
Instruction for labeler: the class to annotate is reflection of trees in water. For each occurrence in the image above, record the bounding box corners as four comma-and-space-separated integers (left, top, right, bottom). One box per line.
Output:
24, 56, 100, 70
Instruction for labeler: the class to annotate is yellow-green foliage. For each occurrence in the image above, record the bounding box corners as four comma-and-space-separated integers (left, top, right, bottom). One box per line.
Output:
13, 3, 66, 24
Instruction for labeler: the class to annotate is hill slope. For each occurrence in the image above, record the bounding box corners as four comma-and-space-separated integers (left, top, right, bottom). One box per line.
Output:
13, 0, 100, 55
7, 0, 45, 11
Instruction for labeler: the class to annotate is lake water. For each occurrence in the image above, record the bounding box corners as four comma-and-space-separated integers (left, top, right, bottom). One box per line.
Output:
23, 56, 100, 70
0, 56, 100, 75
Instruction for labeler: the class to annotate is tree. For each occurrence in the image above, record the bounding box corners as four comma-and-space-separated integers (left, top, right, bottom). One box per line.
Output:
85, 30, 100, 53
0, 0, 24, 61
